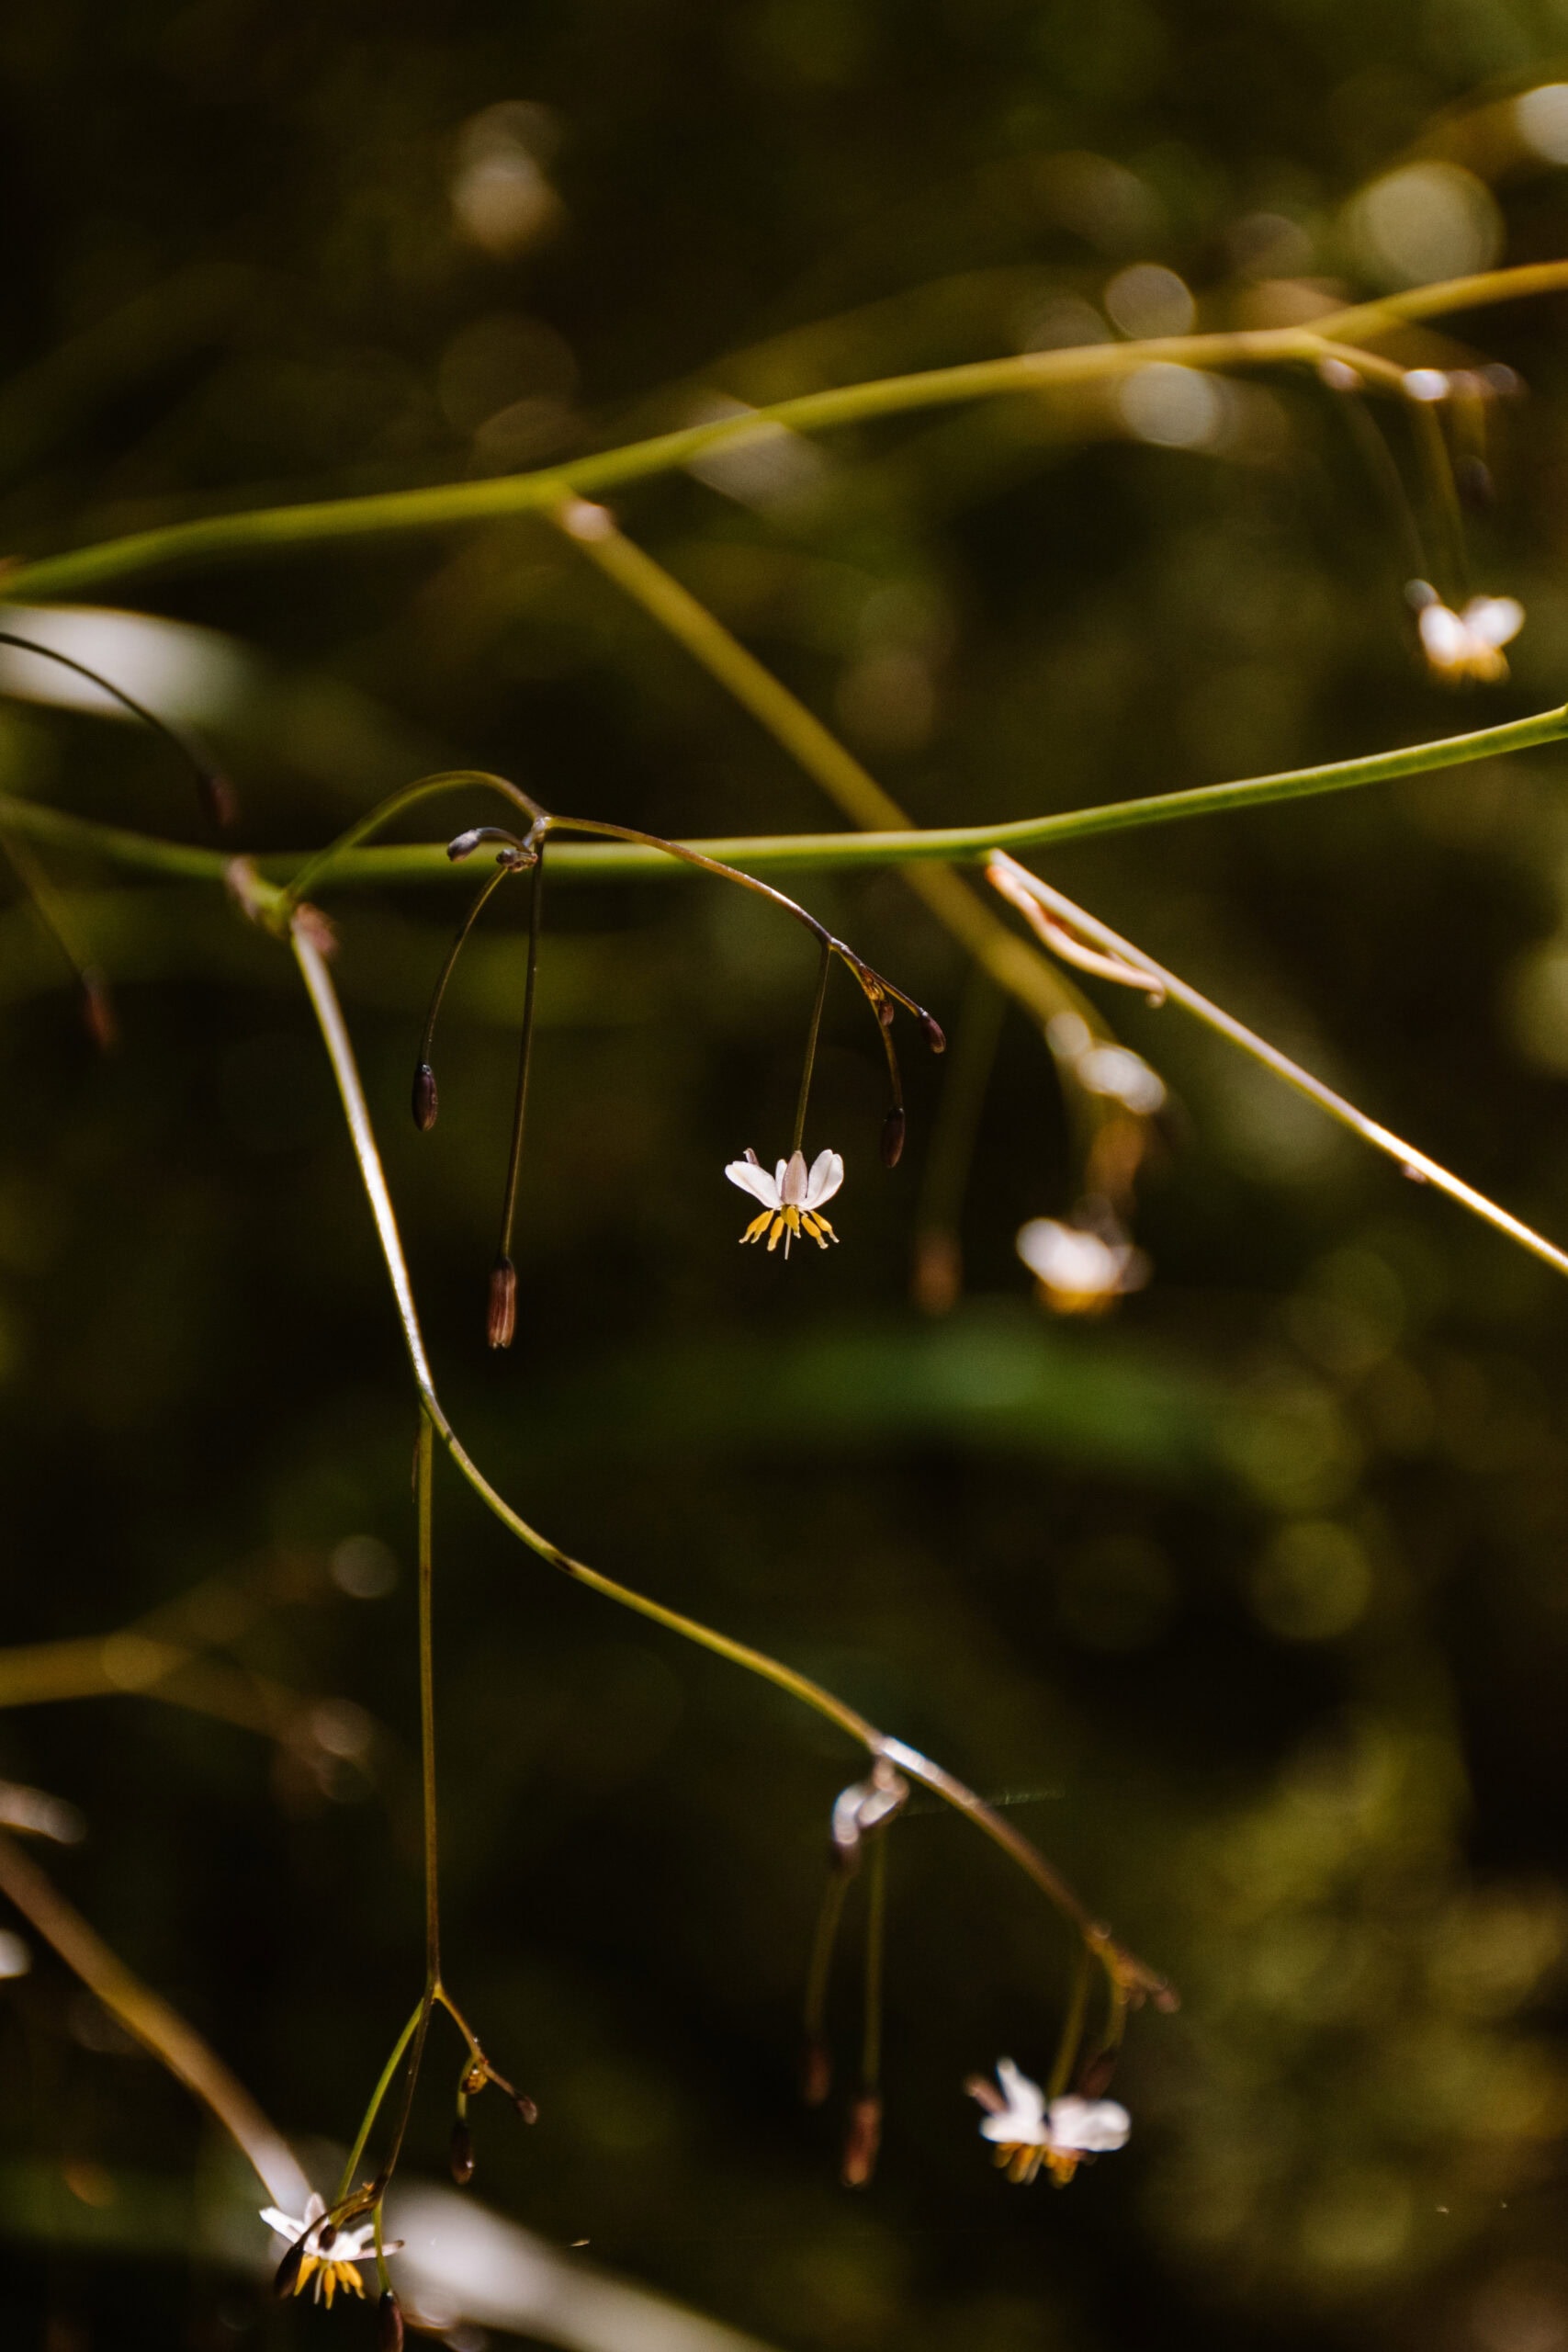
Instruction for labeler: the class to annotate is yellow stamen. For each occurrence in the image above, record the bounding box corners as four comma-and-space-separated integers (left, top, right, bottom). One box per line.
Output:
766, 1212, 785, 1252
741, 1209, 772, 1244
294, 2256, 318, 2297
321, 2265, 336, 2308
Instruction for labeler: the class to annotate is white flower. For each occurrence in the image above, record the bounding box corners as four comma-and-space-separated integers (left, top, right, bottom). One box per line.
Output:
1416, 593, 1524, 684
1016, 1217, 1148, 1316
967, 2058, 1131, 2185
829, 1758, 908, 1868
261, 2192, 400, 2307
725, 1147, 843, 1255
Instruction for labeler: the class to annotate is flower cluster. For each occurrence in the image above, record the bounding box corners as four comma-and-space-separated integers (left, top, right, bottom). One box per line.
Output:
726, 1147, 844, 1254
967, 2058, 1131, 2187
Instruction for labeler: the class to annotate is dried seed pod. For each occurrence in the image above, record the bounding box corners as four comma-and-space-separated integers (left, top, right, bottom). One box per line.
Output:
880, 1106, 906, 1169
450, 2118, 476, 2185
272, 2238, 306, 2300
919, 1012, 946, 1054
840, 2092, 883, 2188
800, 2036, 832, 2108
378, 2289, 405, 2352
487, 1256, 517, 1351
412, 1062, 438, 1132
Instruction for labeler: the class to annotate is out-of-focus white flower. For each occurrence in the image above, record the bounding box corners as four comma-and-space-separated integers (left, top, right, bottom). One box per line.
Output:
1016, 1217, 1148, 1315
726, 1148, 843, 1255
261, 2193, 400, 2307
829, 1758, 908, 1869
967, 2057, 1131, 2185
1412, 587, 1525, 683
1076, 1043, 1166, 1115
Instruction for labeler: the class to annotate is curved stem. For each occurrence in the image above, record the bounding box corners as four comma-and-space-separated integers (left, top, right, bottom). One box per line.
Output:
290, 922, 1169, 2002
8, 258, 1568, 602
418, 859, 516, 1069
496, 842, 545, 1265
285, 771, 544, 910
0, 1827, 310, 2210
0, 630, 223, 818
986, 855, 1568, 1285
861, 1831, 887, 2093
792, 942, 831, 1156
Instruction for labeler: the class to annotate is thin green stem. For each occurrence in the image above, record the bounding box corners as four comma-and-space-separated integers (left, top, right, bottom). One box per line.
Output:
792, 941, 831, 1156
2, 699, 1563, 899
804, 1872, 851, 2055
496, 843, 545, 1263
285, 771, 542, 910
417, 1412, 440, 1992
9, 257, 1568, 602
1045, 1946, 1093, 2102
861, 1832, 887, 2092
1407, 397, 1469, 603
333, 1998, 425, 2205
418, 859, 516, 1069
290, 921, 1169, 2003
987, 856, 1568, 1285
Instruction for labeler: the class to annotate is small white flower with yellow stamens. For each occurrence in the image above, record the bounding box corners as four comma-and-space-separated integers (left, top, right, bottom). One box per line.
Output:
726, 1147, 843, 1255
1016, 1216, 1147, 1316
260, 2193, 400, 2307
966, 2058, 1131, 2186
1409, 582, 1524, 684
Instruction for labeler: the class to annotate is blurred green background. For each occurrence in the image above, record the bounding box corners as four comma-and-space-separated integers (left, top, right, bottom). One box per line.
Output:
8, 3, 1568, 2347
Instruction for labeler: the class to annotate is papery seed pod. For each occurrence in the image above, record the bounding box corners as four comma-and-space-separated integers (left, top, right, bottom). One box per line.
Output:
487, 1256, 518, 1351
880, 1106, 906, 1169
378, 2289, 405, 2352
412, 1062, 438, 1132
840, 2092, 882, 2188
511, 2089, 539, 2125
801, 2036, 832, 2108
81, 970, 118, 1053
450, 2118, 476, 2185
919, 1013, 946, 1054
272, 2239, 306, 2300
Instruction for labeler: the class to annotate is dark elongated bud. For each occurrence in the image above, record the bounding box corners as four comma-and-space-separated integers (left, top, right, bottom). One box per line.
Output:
81, 969, 118, 1052
840, 2093, 882, 2188
272, 2238, 306, 2300
801, 2036, 832, 2107
487, 1256, 517, 1351
316, 2220, 337, 2252
412, 1061, 438, 1131
880, 1107, 906, 1169
197, 770, 239, 829
378, 2289, 405, 2352
450, 2117, 476, 2185
919, 1013, 946, 1055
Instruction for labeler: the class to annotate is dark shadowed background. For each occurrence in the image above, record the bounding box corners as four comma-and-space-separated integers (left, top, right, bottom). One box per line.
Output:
6, 3, 1568, 2348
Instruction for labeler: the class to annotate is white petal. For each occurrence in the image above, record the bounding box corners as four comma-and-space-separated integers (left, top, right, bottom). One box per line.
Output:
1418, 603, 1470, 668
1016, 1219, 1119, 1293
781, 1149, 809, 1206
726, 1159, 781, 1207
1462, 594, 1524, 650
806, 1148, 844, 1208
260, 2207, 305, 2242
994, 2057, 1046, 2130
1047, 2095, 1132, 2154
773, 1159, 789, 1194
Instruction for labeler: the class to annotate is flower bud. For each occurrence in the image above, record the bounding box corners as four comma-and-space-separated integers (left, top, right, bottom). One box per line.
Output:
840, 2092, 882, 2188
877, 997, 896, 1029
800, 2036, 832, 2107
378, 2289, 405, 2352
412, 1062, 438, 1132
81, 970, 117, 1053
447, 829, 485, 862
511, 2088, 539, 2125
487, 1256, 517, 1350
880, 1107, 906, 1169
197, 770, 239, 829
272, 2238, 306, 2300
919, 1012, 946, 1055
450, 2117, 476, 2185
